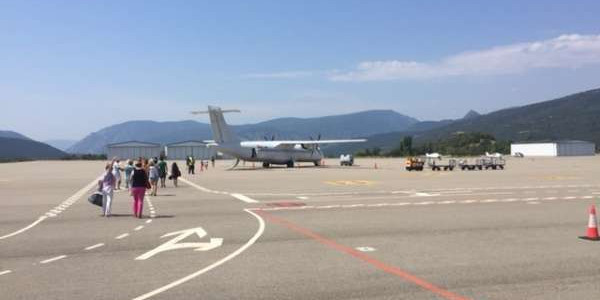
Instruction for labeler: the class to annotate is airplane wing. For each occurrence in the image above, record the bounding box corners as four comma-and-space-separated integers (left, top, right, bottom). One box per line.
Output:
240, 139, 366, 148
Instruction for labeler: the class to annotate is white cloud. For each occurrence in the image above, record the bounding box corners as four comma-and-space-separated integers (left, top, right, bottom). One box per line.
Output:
330, 34, 600, 81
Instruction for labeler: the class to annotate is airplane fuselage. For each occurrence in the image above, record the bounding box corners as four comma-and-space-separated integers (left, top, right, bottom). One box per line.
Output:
215, 142, 322, 165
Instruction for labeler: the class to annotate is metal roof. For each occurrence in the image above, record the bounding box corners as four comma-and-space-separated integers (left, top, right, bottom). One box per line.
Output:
166, 140, 208, 146
106, 141, 162, 147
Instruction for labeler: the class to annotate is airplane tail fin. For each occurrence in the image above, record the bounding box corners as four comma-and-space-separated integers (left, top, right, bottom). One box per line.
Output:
191, 106, 240, 143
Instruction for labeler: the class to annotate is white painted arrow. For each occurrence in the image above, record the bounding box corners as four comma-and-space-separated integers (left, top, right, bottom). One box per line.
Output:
136, 227, 223, 260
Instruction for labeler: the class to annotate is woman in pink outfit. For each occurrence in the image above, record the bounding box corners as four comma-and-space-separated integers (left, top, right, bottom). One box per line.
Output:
130, 161, 150, 218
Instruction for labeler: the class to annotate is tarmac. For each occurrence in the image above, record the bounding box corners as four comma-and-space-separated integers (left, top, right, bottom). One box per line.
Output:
1, 157, 600, 299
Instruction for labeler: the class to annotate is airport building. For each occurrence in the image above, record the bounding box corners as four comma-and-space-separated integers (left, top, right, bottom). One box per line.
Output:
511, 140, 596, 157
165, 140, 216, 160
106, 141, 163, 159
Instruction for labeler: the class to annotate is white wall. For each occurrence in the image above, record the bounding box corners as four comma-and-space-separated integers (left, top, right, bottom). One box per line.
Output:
511, 143, 557, 157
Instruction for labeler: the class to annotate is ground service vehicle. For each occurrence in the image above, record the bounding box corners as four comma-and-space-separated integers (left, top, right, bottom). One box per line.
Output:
340, 154, 354, 166
405, 157, 424, 171
427, 158, 456, 171
459, 159, 484, 170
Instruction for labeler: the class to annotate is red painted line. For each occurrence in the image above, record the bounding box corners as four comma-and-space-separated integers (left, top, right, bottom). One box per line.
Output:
256, 210, 471, 300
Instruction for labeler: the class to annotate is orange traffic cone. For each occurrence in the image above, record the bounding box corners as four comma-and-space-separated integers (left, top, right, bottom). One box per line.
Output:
580, 205, 600, 241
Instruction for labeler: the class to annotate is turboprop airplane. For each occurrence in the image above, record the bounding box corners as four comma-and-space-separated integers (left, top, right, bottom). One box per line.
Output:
191, 106, 366, 168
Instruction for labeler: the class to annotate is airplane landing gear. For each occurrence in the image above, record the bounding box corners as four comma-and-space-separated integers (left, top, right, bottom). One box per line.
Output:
286, 161, 294, 168
262, 162, 270, 168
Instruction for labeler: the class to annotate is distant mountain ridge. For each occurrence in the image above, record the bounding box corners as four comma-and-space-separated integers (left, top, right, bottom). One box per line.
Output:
0, 130, 31, 140
0, 137, 67, 160
68, 110, 418, 154
326, 88, 600, 155
416, 88, 600, 144
44, 139, 78, 151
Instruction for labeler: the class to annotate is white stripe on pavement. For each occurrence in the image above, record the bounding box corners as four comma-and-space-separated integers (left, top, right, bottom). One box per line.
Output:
84, 243, 105, 251
40, 255, 67, 264
230, 193, 259, 203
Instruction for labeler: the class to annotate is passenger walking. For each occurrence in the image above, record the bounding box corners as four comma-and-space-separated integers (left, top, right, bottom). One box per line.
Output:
130, 161, 149, 218
170, 162, 182, 187
186, 156, 195, 174
124, 160, 134, 189
158, 157, 168, 188
112, 159, 122, 190
100, 163, 115, 217
211, 156, 215, 168
148, 161, 159, 196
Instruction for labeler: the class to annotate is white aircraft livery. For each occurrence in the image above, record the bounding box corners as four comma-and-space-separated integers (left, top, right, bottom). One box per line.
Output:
192, 106, 366, 168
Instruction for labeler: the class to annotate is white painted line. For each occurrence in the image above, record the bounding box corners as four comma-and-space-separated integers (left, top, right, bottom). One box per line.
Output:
132, 209, 265, 300
355, 246, 376, 252
146, 219, 152, 224
297, 196, 309, 200
0, 216, 47, 240
116, 233, 130, 240
391, 202, 410, 206
460, 200, 478, 204
524, 198, 539, 201
40, 255, 67, 264
414, 201, 434, 205
527, 202, 540, 205
481, 199, 498, 203
438, 200, 456, 204
343, 204, 365, 208
178, 177, 218, 193
543, 197, 557, 200
135, 226, 145, 231
563, 196, 576, 200
0, 176, 99, 240
230, 193, 259, 203
582, 196, 594, 199
84, 243, 105, 251
414, 192, 440, 197
0, 270, 12, 276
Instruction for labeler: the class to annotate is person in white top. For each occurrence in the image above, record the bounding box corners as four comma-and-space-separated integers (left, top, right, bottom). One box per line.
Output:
112, 159, 123, 190
100, 163, 116, 217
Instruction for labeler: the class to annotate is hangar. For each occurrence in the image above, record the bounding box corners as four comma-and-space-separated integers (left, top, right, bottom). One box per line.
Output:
166, 140, 216, 160
106, 141, 163, 159
511, 140, 596, 157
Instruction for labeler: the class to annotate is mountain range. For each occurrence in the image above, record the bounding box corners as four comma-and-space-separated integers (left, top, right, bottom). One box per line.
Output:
67, 110, 419, 154
326, 88, 600, 155
0, 136, 67, 160
4, 87, 599, 159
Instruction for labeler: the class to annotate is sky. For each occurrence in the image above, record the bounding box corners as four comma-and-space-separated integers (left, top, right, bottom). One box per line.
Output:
2, 0, 600, 141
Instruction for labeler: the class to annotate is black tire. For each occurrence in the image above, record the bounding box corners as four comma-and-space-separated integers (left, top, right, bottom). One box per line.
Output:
287, 161, 294, 168
262, 162, 270, 168
499, 165, 504, 170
